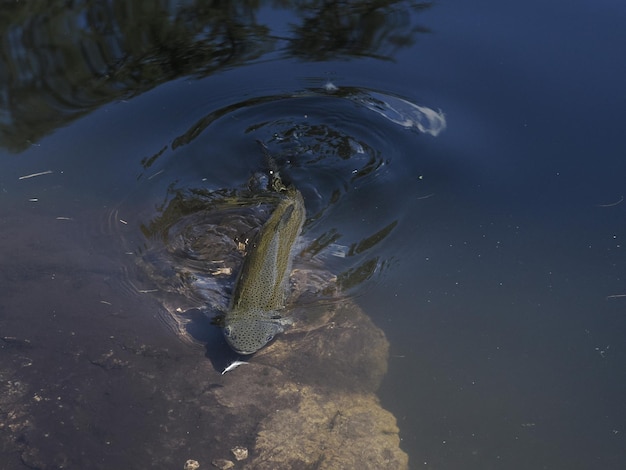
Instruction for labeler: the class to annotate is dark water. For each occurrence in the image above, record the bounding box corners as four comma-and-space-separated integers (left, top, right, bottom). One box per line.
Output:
1, 1, 625, 469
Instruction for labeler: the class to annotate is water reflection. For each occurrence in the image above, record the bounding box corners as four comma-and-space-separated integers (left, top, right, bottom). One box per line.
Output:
285, 1, 433, 61
0, 0, 431, 151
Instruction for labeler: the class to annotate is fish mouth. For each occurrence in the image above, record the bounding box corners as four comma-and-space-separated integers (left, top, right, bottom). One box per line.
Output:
232, 347, 256, 355
224, 337, 258, 355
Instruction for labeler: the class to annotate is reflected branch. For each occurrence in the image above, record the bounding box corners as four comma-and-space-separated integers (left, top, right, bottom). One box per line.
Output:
0, 0, 432, 151
285, 0, 432, 61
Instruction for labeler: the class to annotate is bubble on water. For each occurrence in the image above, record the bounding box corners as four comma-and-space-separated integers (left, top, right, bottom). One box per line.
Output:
323, 81, 339, 92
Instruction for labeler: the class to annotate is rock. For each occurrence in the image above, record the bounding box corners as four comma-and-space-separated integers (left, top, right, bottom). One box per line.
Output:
209, 298, 407, 470
184, 460, 200, 470
211, 459, 234, 469
251, 389, 407, 470
230, 446, 248, 461
267, 300, 390, 393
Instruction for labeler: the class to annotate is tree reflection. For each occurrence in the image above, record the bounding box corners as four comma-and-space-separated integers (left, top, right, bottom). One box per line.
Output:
0, 0, 431, 150
285, 0, 432, 60
0, 1, 273, 150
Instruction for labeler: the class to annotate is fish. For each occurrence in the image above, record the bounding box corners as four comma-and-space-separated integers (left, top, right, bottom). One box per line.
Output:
223, 186, 306, 354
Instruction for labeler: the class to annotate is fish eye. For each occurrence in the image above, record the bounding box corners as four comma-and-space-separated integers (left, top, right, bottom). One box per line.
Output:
266, 334, 274, 342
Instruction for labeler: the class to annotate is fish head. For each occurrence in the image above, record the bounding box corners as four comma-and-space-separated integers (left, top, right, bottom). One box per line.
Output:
223, 317, 283, 355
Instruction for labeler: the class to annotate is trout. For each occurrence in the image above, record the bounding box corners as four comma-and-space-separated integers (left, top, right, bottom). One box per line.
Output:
223, 186, 305, 354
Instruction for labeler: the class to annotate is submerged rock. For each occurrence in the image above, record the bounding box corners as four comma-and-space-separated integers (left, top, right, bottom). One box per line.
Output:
211, 459, 234, 469
201, 297, 407, 469
133, 188, 408, 469
230, 446, 248, 461
253, 390, 404, 469
241, 300, 407, 469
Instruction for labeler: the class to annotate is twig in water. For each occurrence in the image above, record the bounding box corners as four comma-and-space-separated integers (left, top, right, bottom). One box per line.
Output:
19, 170, 53, 180
606, 294, 626, 300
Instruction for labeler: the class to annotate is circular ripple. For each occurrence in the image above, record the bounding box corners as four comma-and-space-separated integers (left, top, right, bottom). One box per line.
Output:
117, 85, 445, 340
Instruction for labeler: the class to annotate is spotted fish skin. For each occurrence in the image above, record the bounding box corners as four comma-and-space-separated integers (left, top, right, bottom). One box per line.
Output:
223, 187, 305, 354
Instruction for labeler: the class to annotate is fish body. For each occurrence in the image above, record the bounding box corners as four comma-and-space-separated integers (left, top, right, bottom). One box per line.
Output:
223, 186, 305, 354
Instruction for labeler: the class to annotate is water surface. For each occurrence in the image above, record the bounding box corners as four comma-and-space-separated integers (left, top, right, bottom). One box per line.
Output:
1, 1, 625, 469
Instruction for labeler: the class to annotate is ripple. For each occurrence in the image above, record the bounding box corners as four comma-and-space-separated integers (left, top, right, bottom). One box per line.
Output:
119, 84, 446, 339
347, 89, 446, 136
